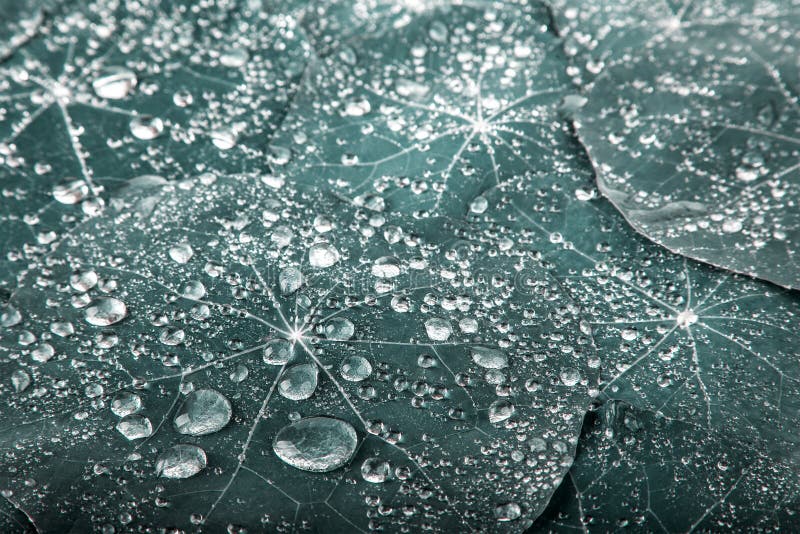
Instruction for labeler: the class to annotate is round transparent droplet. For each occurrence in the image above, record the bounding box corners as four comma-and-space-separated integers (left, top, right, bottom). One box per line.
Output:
85, 298, 127, 326
156, 444, 207, 479
361, 458, 392, 483
116, 414, 153, 440
174, 389, 232, 436
278, 363, 318, 400
340, 355, 372, 382
273, 417, 358, 472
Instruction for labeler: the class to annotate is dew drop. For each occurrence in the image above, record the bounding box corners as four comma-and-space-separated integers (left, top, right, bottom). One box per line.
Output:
111, 391, 142, 417
169, 243, 194, 264
273, 417, 358, 472
361, 458, 392, 483
116, 414, 153, 440
279, 267, 304, 295
340, 355, 372, 382
471, 346, 508, 369
85, 297, 127, 326
278, 363, 318, 400
263, 338, 294, 365
53, 179, 89, 204
324, 317, 355, 340
130, 115, 164, 140
174, 389, 232, 436
308, 243, 340, 268
156, 444, 207, 479
424, 317, 452, 341
92, 67, 137, 99
494, 502, 522, 522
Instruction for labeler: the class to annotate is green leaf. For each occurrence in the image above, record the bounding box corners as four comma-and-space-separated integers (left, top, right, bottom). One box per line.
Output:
549, 0, 800, 288
269, 1, 577, 218
0, 0, 309, 290
532, 401, 800, 531
0, 173, 595, 531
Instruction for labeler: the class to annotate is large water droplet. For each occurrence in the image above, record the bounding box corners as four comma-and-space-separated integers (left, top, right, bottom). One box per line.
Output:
425, 318, 452, 341
340, 355, 372, 382
361, 458, 392, 483
53, 179, 89, 204
174, 389, 232, 436
168, 243, 194, 264
471, 346, 508, 369
263, 338, 294, 365
92, 67, 137, 99
156, 444, 207, 479
279, 267, 304, 295
85, 297, 127, 326
116, 414, 153, 440
111, 391, 142, 417
273, 417, 358, 472
278, 363, 318, 400
494, 502, 522, 521
324, 317, 354, 340
488, 399, 515, 424
309, 243, 340, 268
371, 256, 401, 278
130, 115, 164, 140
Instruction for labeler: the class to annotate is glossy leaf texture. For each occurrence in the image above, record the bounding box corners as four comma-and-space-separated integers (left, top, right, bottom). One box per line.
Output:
0, 173, 595, 532
269, 1, 579, 218
548, 0, 800, 288
0, 0, 309, 290
533, 402, 800, 531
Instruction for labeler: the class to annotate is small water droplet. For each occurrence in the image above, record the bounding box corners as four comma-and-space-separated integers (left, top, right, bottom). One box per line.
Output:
92, 67, 137, 100
85, 298, 127, 326
130, 115, 164, 140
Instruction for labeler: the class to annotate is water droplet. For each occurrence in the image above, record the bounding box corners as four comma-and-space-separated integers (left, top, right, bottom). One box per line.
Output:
424, 318, 452, 341
324, 317, 354, 340
279, 267, 304, 295
395, 78, 430, 99
722, 219, 743, 233
181, 280, 206, 300
130, 115, 164, 140
308, 243, 340, 268
168, 243, 194, 264
371, 256, 401, 278
471, 346, 508, 369
116, 414, 153, 440
469, 195, 488, 214
1, 305, 22, 327
210, 128, 238, 150
278, 363, 318, 400
11, 370, 30, 393
111, 391, 142, 417
156, 444, 207, 479
92, 67, 137, 99
494, 502, 521, 522
53, 179, 89, 204
174, 389, 232, 436
273, 417, 358, 472
219, 47, 249, 68
488, 399, 515, 423
361, 458, 392, 483
263, 338, 294, 365
70, 270, 98, 292
560, 368, 581, 386
340, 355, 372, 382
85, 298, 127, 326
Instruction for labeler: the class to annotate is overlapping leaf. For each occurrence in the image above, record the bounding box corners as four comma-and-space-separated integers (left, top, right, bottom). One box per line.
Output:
269, 1, 578, 218
548, 0, 800, 288
0, 173, 595, 532
0, 0, 309, 290
533, 402, 800, 532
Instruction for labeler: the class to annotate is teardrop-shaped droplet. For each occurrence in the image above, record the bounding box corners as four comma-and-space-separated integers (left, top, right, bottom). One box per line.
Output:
279, 267, 304, 295
340, 355, 372, 382
263, 338, 294, 365
273, 417, 358, 473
